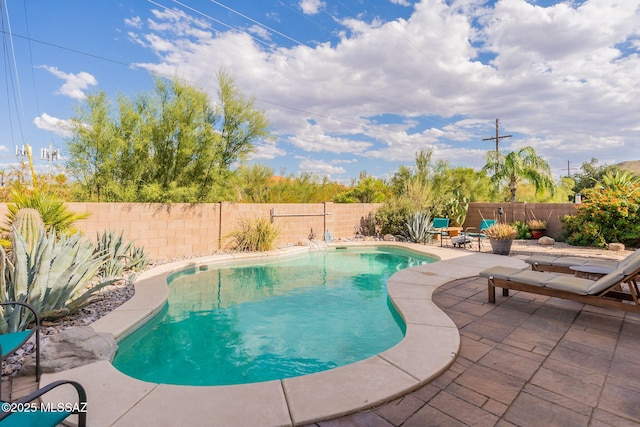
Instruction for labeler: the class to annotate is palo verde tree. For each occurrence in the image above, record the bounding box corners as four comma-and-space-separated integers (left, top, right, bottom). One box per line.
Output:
483, 146, 556, 202
65, 71, 271, 202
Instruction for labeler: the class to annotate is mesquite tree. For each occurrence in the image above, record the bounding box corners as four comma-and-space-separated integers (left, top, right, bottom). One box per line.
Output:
65, 71, 270, 202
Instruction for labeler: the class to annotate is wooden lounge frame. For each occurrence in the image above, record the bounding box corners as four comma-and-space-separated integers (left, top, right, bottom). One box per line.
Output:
481, 263, 640, 314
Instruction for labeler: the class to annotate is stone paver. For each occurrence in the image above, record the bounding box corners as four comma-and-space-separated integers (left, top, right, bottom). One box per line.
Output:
308, 275, 640, 426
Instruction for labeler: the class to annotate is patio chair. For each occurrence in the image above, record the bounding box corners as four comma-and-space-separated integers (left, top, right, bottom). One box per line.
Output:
0, 302, 41, 401
428, 218, 450, 246
524, 248, 640, 274
479, 253, 640, 313
464, 219, 496, 251
0, 379, 87, 427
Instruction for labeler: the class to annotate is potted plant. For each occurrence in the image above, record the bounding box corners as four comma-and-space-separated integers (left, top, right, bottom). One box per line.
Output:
526, 212, 551, 239
483, 223, 517, 255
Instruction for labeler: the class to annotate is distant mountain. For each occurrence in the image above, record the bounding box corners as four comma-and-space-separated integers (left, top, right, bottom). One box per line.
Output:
616, 161, 640, 175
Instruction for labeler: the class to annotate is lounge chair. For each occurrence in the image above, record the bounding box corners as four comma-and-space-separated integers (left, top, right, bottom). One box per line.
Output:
479, 255, 640, 313
0, 302, 41, 401
525, 249, 640, 274
0, 379, 87, 426
464, 219, 496, 251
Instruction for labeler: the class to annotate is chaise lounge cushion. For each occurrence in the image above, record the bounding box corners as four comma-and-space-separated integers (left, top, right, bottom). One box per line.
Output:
525, 248, 640, 272
478, 266, 523, 281
508, 270, 559, 287
479, 266, 559, 286
481, 265, 627, 295
544, 275, 599, 295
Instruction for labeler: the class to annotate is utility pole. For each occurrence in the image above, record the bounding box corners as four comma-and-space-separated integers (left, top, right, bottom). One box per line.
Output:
565, 160, 578, 177
482, 118, 512, 153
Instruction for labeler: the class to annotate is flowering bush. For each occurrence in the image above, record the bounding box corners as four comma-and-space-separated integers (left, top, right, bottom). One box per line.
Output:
562, 185, 640, 248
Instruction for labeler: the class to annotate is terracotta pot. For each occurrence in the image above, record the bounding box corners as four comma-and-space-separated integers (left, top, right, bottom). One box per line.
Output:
489, 239, 512, 255
530, 229, 546, 239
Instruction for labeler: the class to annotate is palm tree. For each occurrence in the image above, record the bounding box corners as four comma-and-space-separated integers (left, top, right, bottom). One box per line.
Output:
483, 146, 556, 202
595, 170, 640, 194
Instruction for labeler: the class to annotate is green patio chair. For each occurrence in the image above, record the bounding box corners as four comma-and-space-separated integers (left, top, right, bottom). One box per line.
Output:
0, 302, 41, 401
465, 219, 496, 251
0, 379, 87, 427
428, 218, 450, 246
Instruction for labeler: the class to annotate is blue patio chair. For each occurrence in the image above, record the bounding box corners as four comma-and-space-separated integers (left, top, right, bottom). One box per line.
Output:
0, 302, 41, 401
0, 379, 87, 427
428, 218, 450, 246
465, 219, 496, 251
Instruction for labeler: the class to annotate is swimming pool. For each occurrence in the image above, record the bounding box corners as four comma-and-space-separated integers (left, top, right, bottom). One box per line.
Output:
113, 246, 436, 386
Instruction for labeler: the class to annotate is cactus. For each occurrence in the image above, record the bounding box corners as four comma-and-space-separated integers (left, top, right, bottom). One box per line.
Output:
11, 208, 45, 254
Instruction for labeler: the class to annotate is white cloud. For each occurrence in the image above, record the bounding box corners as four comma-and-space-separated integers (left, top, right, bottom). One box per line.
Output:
124, 16, 142, 28
33, 113, 74, 137
390, 0, 411, 6
128, 0, 640, 176
298, 158, 346, 177
39, 66, 97, 100
250, 142, 286, 160
247, 25, 271, 41
299, 0, 325, 15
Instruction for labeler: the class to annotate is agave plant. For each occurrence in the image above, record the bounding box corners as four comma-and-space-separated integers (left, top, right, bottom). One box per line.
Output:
0, 229, 113, 332
403, 210, 433, 244
94, 230, 148, 280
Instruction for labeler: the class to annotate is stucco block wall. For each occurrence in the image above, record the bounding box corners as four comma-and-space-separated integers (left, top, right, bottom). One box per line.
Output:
0, 202, 381, 259
2, 200, 577, 258
68, 203, 220, 259
464, 202, 577, 239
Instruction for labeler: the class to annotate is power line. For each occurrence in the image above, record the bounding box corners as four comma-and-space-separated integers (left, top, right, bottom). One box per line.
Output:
207, 0, 311, 48
482, 118, 512, 153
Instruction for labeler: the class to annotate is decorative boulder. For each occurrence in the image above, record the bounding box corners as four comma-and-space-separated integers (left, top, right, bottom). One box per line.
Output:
21, 326, 117, 375
383, 234, 396, 241
608, 243, 625, 251
538, 236, 555, 245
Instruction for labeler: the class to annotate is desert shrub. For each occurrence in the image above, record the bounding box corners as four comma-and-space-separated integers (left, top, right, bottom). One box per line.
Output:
562, 185, 640, 248
513, 221, 531, 240
226, 217, 280, 252
375, 196, 427, 236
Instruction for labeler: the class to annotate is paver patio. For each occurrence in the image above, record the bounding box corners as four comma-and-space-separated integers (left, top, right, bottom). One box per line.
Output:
312, 276, 640, 426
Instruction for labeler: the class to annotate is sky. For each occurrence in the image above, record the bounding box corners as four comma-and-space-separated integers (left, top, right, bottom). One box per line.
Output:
1, 0, 639, 183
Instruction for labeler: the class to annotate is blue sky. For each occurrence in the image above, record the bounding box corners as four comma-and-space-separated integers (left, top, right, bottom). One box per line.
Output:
2, 0, 639, 182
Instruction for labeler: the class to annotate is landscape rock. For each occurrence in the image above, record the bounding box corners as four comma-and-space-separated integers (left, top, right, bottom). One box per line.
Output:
383, 234, 397, 241
608, 243, 625, 251
20, 326, 117, 375
538, 236, 555, 245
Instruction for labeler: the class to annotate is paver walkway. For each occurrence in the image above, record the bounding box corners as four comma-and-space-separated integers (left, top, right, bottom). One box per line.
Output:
313, 276, 640, 426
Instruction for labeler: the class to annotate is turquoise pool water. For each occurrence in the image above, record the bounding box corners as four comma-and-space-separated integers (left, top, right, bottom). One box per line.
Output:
113, 246, 436, 386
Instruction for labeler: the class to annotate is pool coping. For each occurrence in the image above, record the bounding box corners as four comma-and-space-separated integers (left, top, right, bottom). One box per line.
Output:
40, 242, 527, 427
